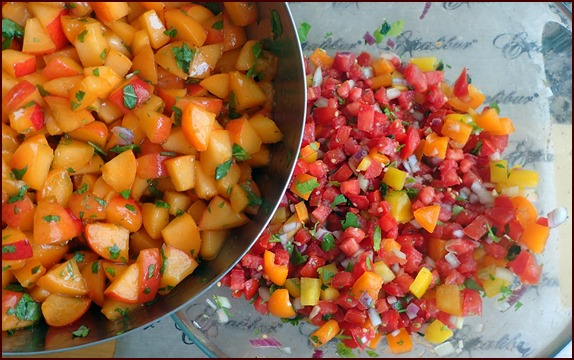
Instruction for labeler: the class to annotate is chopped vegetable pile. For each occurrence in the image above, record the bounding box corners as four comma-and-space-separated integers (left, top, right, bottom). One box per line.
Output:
221, 37, 568, 355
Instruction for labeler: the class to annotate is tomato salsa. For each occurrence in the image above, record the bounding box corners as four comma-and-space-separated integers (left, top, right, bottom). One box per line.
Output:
221, 49, 560, 354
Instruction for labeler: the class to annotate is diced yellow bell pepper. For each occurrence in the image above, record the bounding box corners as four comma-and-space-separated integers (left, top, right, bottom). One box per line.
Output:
320, 285, 340, 301
409, 57, 438, 72
284, 278, 301, 298
424, 319, 454, 344
409, 267, 433, 299
489, 160, 508, 183
318, 263, 338, 285
507, 168, 539, 188
301, 277, 322, 306
357, 155, 373, 171
300, 141, 320, 163
383, 167, 408, 190
384, 190, 413, 224
373, 261, 396, 283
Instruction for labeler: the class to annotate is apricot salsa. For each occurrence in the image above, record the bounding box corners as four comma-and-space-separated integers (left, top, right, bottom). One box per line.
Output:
221, 48, 565, 355
2, 2, 284, 332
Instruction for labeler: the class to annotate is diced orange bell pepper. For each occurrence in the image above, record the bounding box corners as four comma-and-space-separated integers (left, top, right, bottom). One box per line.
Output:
309, 48, 334, 70
511, 196, 538, 228
447, 84, 485, 112
490, 116, 515, 136
436, 284, 462, 316
519, 222, 550, 254
387, 327, 413, 354
475, 107, 502, 133
290, 173, 319, 201
268, 288, 296, 318
263, 250, 288, 286
428, 238, 447, 262
441, 114, 473, 145
413, 205, 441, 233
423, 133, 449, 159
350, 271, 383, 302
309, 319, 340, 347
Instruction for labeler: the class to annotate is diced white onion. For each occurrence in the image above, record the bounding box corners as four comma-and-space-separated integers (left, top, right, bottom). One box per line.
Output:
313, 66, 323, 87
424, 256, 436, 268
387, 295, 398, 304
315, 227, 329, 239
216, 308, 229, 323
471, 181, 494, 205
391, 263, 400, 273
548, 206, 568, 228
407, 155, 420, 172
361, 66, 374, 79
452, 229, 464, 238
357, 173, 369, 192
445, 252, 460, 268
391, 329, 401, 337
402, 160, 412, 173
392, 77, 409, 86
205, 298, 217, 310
409, 219, 422, 229
521, 188, 538, 202
391, 249, 407, 260
281, 347, 292, 355
289, 204, 296, 213
314, 97, 329, 108
368, 308, 382, 326
387, 88, 401, 100
495, 267, 515, 283
501, 186, 520, 197
489, 150, 501, 161
469, 193, 479, 204
282, 221, 299, 234
494, 300, 511, 312
258, 287, 270, 302
412, 111, 424, 121
459, 187, 471, 199
309, 305, 321, 319
434, 342, 456, 357
292, 297, 303, 310
450, 315, 464, 329
214, 295, 231, 309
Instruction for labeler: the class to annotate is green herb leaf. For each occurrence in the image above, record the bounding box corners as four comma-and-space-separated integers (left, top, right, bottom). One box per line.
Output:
331, 194, 347, 208
2, 18, 24, 50
485, 223, 501, 242
12, 166, 27, 180
91, 261, 100, 274
489, 101, 501, 114
163, 28, 177, 38
321, 233, 335, 252
172, 42, 194, 74
336, 341, 357, 358
212, 20, 223, 30
119, 190, 131, 199
73, 252, 85, 263
373, 225, 382, 252
506, 244, 521, 261
109, 144, 140, 154
2, 245, 16, 254
452, 204, 465, 216
92, 68, 100, 76
215, 160, 233, 180
232, 144, 251, 161
43, 215, 60, 222
100, 48, 108, 60
77, 29, 88, 43
295, 178, 320, 196
341, 212, 360, 230
8, 293, 41, 322
72, 324, 90, 338
123, 84, 137, 110
171, 105, 182, 126
228, 92, 241, 119
88, 141, 107, 157
464, 278, 484, 292
125, 204, 136, 212
108, 244, 121, 260
154, 200, 170, 209
297, 21, 311, 43
8, 185, 29, 204
270, 9, 283, 40
290, 247, 308, 266
75, 183, 88, 195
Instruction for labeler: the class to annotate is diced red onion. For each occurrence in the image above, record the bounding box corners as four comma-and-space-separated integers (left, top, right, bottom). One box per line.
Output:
367, 308, 382, 326
469, 193, 479, 204
445, 252, 460, 268
315, 227, 329, 239
363, 31, 376, 45
387, 88, 401, 100
387, 295, 398, 304
111, 126, 134, 145
406, 303, 420, 320
258, 287, 270, 302
420, 2, 432, 19
359, 292, 374, 308
312, 349, 324, 358
296, 243, 308, 254
386, 38, 396, 51
350, 148, 368, 163
313, 66, 323, 87
434, 342, 455, 357
548, 206, 568, 228
340, 258, 352, 270
249, 338, 283, 348
506, 285, 528, 306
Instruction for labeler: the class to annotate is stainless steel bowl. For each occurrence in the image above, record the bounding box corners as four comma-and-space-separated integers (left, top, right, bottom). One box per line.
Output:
2, 2, 306, 355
